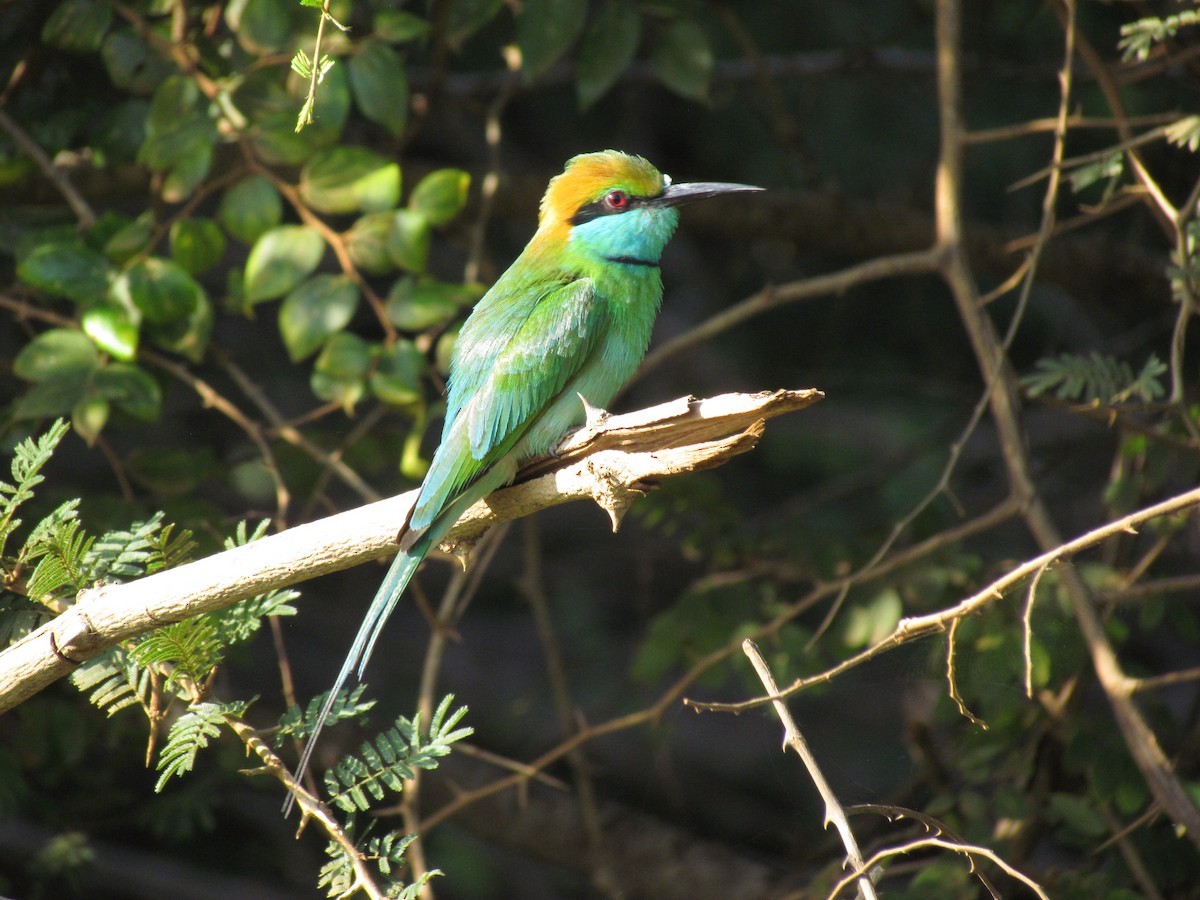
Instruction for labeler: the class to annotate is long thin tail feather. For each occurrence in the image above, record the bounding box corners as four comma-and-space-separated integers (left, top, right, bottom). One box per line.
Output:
282, 470, 510, 816
282, 530, 433, 815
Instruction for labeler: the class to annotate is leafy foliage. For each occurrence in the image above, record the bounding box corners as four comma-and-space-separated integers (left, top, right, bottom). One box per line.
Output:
324, 695, 472, 814
1021, 352, 1167, 404
155, 700, 250, 792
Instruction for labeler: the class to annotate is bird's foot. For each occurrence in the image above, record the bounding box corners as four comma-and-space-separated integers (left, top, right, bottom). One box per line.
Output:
578, 392, 610, 430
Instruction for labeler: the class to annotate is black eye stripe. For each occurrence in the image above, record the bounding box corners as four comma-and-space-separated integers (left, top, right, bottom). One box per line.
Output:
569, 193, 649, 226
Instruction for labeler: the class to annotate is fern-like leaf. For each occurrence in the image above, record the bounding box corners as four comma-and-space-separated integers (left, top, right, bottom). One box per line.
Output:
1119, 10, 1200, 62
87, 513, 163, 583
209, 587, 299, 645
25, 515, 94, 603
155, 699, 249, 792
276, 684, 375, 745
144, 522, 197, 574
1022, 352, 1166, 404
317, 825, 440, 898
0, 419, 69, 560
70, 648, 149, 717
130, 618, 224, 692
324, 697, 472, 814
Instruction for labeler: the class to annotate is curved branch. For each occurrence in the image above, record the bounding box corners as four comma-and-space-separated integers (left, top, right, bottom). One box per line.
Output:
0, 389, 821, 714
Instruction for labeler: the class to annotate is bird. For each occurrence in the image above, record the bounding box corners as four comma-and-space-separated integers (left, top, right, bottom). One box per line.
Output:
286, 150, 762, 809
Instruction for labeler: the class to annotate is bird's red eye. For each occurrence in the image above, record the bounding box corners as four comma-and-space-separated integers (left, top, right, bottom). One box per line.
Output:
605, 190, 629, 210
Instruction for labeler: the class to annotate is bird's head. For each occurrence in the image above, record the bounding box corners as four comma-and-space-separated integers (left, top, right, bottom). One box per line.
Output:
536, 150, 762, 267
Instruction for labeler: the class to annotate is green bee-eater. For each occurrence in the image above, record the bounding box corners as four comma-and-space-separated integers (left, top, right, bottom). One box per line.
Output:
289, 150, 762, 800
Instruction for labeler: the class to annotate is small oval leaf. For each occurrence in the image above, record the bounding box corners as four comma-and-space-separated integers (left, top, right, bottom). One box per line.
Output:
244, 225, 326, 305
125, 257, 205, 324
13, 329, 100, 381
219, 175, 283, 245
576, 1, 640, 108
170, 218, 227, 276
408, 169, 469, 226
18, 242, 113, 305
300, 146, 402, 214
349, 40, 409, 137
278, 275, 360, 362
517, 0, 587, 79
652, 19, 712, 102
370, 340, 425, 407
387, 210, 432, 273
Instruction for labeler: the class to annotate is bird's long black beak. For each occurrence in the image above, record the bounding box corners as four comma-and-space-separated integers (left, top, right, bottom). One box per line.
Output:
647, 181, 765, 208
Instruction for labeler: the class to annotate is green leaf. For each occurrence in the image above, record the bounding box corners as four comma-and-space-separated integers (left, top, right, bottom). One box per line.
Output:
300, 147, 401, 214
170, 218, 226, 276
447, 0, 504, 44
345, 212, 396, 275
243, 226, 325, 305
842, 588, 902, 648
374, 10, 431, 43
13, 330, 100, 382
225, 0, 293, 54
162, 140, 213, 204
147, 292, 213, 363
42, 0, 112, 54
72, 395, 109, 447
385, 277, 477, 331
517, 0, 587, 79
124, 257, 205, 324
370, 340, 425, 406
82, 301, 140, 361
94, 363, 162, 420
387, 210, 432, 272
18, 242, 113, 304
102, 211, 156, 264
349, 40, 409, 137
311, 332, 370, 411
652, 18, 712, 101
278, 275, 359, 361
102, 30, 172, 95
576, 1, 640, 108
218, 175, 283, 245
408, 169, 469, 226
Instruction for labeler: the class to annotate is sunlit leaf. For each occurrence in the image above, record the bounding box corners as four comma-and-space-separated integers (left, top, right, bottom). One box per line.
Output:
345, 212, 396, 275
82, 300, 140, 361
243, 225, 325, 305
386, 277, 477, 331
300, 146, 401, 214
311, 332, 371, 411
370, 340, 425, 406
278, 275, 359, 361
386, 210, 431, 273
408, 169, 469, 226
72, 395, 109, 446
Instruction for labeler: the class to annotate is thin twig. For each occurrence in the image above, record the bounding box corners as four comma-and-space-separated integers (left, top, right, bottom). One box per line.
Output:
742, 640, 877, 900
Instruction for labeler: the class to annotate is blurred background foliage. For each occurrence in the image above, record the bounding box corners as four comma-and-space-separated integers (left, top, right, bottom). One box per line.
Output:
3, 0, 1200, 897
